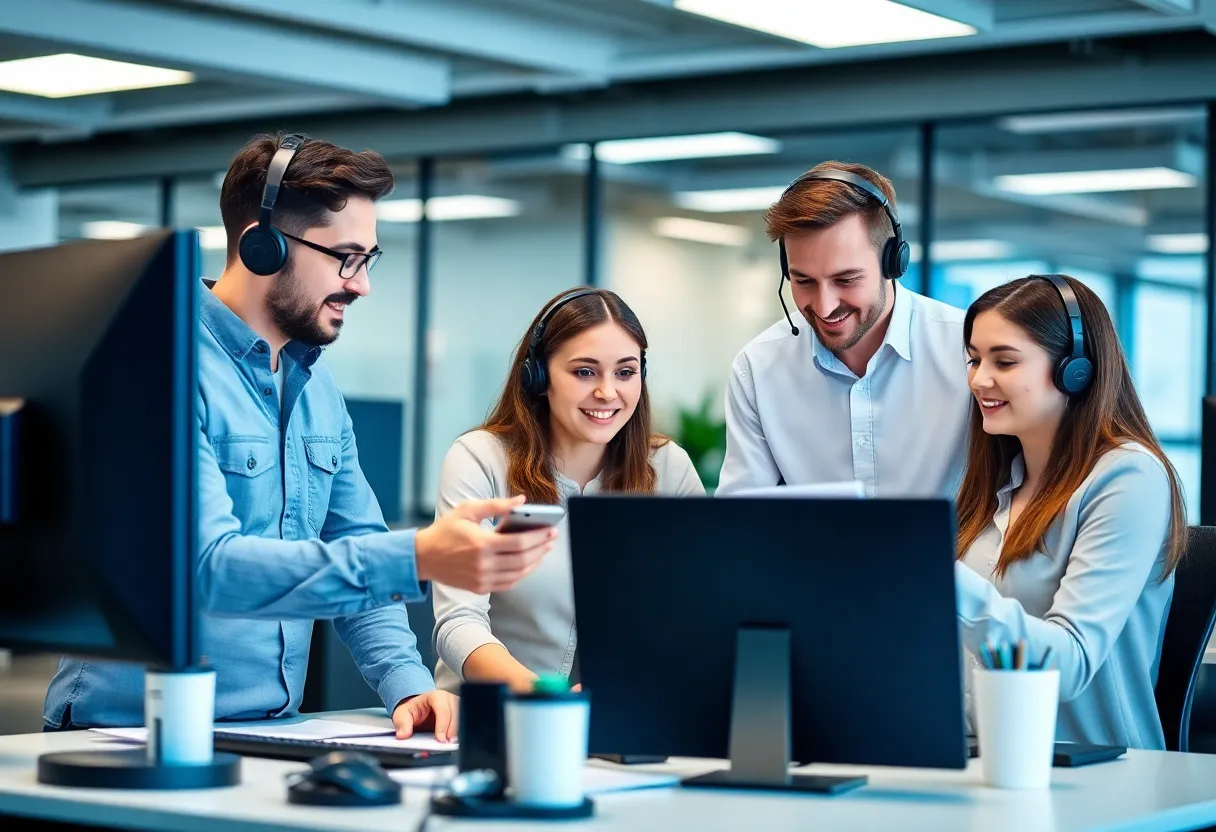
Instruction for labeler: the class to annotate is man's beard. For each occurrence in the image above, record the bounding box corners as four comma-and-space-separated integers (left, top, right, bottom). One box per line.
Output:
265, 265, 356, 348
805, 277, 887, 352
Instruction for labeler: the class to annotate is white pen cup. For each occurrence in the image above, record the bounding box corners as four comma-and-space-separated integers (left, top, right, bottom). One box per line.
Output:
972, 667, 1059, 788
504, 685, 589, 808
144, 667, 216, 766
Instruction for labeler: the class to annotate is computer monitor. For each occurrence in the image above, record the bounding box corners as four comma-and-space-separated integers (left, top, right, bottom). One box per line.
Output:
568, 495, 967, 795
0, 231, 235, 788
0, 230, 197, 665
1202, 397, 1216, 527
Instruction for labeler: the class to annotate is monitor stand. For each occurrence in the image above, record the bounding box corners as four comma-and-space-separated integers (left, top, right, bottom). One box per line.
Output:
37, 667, 241, 790
682, 626, 867, 795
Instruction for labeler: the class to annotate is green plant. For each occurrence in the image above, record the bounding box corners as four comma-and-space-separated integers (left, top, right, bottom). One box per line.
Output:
672, 391, 727, 491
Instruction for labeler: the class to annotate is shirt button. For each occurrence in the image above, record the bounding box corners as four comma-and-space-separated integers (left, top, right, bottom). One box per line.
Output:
391, 593, 403, 602
247, 457, 257, 470
263, 387, 273, 396
331, 455, 338, 467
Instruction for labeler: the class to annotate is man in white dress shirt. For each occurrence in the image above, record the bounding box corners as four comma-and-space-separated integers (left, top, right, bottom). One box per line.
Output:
716, 161, 972, 498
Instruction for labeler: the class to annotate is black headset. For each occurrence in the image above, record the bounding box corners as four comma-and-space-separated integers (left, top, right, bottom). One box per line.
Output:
1038, 274, 1093, 396
776, 169, 910, 336
239, 133, 307, 276
519, 288, 647, 397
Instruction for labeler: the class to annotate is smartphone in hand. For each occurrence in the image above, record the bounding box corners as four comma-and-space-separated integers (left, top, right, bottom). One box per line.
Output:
496, 504, 565, 533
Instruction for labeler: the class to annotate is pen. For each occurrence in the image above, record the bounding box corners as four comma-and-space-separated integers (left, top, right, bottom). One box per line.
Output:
1037, 646, 1054, 670
1016, 639, 1027, 669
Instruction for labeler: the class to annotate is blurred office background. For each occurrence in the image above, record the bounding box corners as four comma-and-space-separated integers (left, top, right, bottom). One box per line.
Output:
2, 0, 1216, 729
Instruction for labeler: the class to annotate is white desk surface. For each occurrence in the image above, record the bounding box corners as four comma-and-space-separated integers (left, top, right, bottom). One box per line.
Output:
2, 709, 1216, 832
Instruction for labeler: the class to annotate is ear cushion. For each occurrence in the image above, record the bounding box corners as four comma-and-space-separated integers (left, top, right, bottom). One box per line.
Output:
240, 227, 289, 276
883, 238, 910, 280
1056, 356, 1093, 395
520, 356, 547, 398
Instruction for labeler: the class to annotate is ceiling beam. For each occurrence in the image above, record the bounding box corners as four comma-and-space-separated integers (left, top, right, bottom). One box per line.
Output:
13, 43, 1216, 186
896, 0, 995, 30
612, 9, 1203, 83
1126, 0, 1195, 13
176, 0, 617, 77
0, 92, 111, 129
0, 0, 450, 106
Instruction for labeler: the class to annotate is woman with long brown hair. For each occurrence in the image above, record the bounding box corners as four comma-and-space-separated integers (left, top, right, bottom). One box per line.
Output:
956, 274, 1187, 750
431, 287, 704, 692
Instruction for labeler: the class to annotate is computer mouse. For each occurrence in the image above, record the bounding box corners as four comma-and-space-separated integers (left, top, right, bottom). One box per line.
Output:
286, 751, 402, 807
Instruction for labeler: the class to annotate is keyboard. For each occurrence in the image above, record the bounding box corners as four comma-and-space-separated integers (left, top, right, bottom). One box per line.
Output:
212, 734, 457, 768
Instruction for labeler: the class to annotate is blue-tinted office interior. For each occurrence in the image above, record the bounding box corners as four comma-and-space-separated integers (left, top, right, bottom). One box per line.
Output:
5, 1, 1216, 827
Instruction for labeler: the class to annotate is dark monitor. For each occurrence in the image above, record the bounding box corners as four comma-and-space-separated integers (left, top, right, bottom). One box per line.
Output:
568, 495, 967, 795
1203, 397, 1216, 527
0, 230, 198, 669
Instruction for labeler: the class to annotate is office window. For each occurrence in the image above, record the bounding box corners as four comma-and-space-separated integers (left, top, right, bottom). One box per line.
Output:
600, 128, 922, 488
423, 151, 587, 508
173, 174, 225, 277
934, 106, 1208, 519
56, 181, 161, 242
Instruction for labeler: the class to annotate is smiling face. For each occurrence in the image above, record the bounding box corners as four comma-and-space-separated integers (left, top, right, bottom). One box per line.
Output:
785, 213, 889, 354
966, 309, 1068, 440
263, 196, 378, 347
545, 321, 644, 450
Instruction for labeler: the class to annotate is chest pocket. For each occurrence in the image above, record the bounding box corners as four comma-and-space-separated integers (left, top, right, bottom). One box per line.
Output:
214, 436, 279, 534
304, 437, 343, 533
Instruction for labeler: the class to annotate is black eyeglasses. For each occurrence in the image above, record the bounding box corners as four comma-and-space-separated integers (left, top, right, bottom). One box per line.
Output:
281, 231, 382, 279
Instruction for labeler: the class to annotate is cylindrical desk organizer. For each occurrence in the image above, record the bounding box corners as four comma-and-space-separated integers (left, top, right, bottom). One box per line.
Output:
973, 667, 1059, 788
505, 683, 590, 808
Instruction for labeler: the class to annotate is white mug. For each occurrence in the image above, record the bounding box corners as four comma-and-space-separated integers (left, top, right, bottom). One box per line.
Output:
504, 689, 589, 807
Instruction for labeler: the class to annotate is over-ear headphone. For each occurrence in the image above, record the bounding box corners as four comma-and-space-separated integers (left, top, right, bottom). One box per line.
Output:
776, 169, 910, 337
519, 289, 647, 397
239, 133, 306, 276
1038, 274, 1093, 396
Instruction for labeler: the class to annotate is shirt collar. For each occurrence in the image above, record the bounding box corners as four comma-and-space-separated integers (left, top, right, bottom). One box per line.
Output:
885, 281, 913, 362
200, 279, 321, 369
999, 454, 1026, 497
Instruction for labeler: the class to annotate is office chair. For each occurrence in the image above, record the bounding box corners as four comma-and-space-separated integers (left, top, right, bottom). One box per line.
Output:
1155, 526, 1216, 752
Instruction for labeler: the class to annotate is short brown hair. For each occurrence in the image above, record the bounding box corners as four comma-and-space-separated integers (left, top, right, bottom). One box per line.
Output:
219, 131, 395, 264
764, 161, 898, 255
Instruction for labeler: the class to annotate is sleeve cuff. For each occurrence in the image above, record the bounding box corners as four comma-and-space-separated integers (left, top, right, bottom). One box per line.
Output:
359, 529, 428, 606
379, 664, 436, 714
437, 619, 503, 680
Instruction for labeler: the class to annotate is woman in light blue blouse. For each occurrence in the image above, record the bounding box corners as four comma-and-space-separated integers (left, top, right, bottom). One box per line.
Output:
955, 274, 1188, 750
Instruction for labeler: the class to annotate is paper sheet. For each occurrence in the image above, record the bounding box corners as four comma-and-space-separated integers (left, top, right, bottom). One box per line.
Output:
318, 732, 456, 752
91, 718, 397, 744
727, 480, 865, 499
390, 761, 679, 795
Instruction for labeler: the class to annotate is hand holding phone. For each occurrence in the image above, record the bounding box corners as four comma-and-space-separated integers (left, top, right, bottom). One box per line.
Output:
415, 496, 558, 593
496, 504, 566, 534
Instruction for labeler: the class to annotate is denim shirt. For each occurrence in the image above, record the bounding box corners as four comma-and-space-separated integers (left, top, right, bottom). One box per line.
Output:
43, 281, 433, 728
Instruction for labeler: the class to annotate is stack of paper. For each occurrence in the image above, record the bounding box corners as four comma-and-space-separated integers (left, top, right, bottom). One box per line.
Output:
93, 718, 400, 744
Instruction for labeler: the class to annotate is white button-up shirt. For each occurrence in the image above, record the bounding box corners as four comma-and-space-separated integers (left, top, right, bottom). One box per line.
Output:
717, 283, 971, 498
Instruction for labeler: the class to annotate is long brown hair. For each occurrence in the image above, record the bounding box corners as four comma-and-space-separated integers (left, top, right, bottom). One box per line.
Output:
955, 275, 1187, 578
479, 287, 664, 505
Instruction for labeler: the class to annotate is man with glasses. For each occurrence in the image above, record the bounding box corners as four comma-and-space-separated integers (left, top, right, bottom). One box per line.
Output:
44, 133, 557, 740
